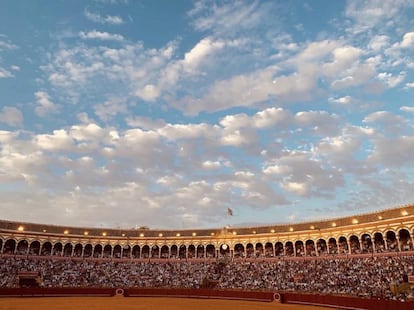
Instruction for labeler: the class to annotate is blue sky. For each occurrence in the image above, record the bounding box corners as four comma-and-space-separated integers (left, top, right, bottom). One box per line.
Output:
1, 0, 414, 230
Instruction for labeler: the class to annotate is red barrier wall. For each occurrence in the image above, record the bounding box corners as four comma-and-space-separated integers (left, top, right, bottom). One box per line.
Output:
125, 288, 275, 302
282, 292, 414, 310
0, 287, 115, 297
1, 287, 414, 309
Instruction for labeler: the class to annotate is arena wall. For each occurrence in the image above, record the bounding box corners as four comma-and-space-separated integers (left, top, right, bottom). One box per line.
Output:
1, 204, 414, 260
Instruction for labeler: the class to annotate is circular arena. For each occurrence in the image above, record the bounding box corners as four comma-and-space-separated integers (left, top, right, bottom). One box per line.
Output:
2, 204, 414, 309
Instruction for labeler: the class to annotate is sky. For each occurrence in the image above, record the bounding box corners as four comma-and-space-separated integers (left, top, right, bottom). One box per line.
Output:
0, 0, 414, 230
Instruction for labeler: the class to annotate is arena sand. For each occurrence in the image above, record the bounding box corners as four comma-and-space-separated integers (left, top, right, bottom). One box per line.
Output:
0, 296, 332, 310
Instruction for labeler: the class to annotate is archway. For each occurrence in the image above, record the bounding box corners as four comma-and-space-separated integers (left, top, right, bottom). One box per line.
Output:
52, 243, 63, 256
151, 245, 160, 258
399, 229, 413, 251
349, 235, 360, 254
374, 232, 385, 253
29, 241, 41, 255
295, 240, 304, 257
141, 245, 150, 258
83, 244, 92, 257
17, 240, 28, 255
275, 242, 284, 257
246, 243, 254, 258
361, 234, 373, 253
63, 243, 73, 257
338, 236, 348, 254
206, 244, 215, 258
328, 238, 337, 254
3, 239, 16, 254
255, 243, 264, 257
233, 243, 244, 258
386, 231, 398, 252
41, 242, 52, 256
188, 245, 196, 258
305, 240, 316, 256
178, 245, 187, 259
160, 245, 169, 258
113, 245, 122, 258
285, 241, 294, 256
103, 244, 112, 258
93, 244, 103, 258
132, 245, 140, 259
196, 245, 204, 258
122, 244, 131, 258
73, 243, 83, 257
170, 245, 178, 258
317, 239, 327, 256
219, 244, 230, 257
265, 242, 273, 257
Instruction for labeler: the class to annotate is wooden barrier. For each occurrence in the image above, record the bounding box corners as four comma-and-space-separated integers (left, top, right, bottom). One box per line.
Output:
0, 287, 115, 297
125, 288, 275, 302
282, 292, 414, 310
1, 287, 414, 309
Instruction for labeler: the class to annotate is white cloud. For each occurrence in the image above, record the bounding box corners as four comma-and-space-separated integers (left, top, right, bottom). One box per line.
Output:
400, 32, 414, 48
363, 111, 407, 127
322, 46, 362, 78
79, 30, 124, 41
253, 107, 291, 129
294, 111, 341, 136
36, 129, 73, 151
202, 160, 221, 170
135, 84, 160, 101
0, 106, 23, 127
263, 164, 289, 175
377, 71, 406, 88
69, 123, 106, 143
368, 136, 414, 166
94, 98, 128, 122
188, 1, 269, 35
182, 37, 225, 73
0, 39, 17, 50
84, 10, 124, 25
400, 106, 414, 113
157, 123, 214, 140
0, 67, 13, 78
281, 181, 308, 196
345, 0, 414, 33
329, 96, 352, 104
368, 35, 390, 51
34, 91, 60, 117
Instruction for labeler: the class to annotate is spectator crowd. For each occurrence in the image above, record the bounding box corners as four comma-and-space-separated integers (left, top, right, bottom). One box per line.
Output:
1, 254, 414, 300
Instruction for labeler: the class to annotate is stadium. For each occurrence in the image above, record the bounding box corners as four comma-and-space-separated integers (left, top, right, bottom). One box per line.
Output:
2, 1, 414, 309
1, 204, 414, 309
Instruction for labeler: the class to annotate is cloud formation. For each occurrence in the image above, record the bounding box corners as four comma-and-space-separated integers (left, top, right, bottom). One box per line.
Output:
0, 1, 414, 229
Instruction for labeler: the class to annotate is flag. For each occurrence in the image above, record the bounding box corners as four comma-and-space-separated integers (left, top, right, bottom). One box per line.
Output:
227, 208, 233, 216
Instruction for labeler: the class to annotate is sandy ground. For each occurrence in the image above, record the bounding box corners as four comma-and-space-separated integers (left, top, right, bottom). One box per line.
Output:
0, 297, 333, 310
